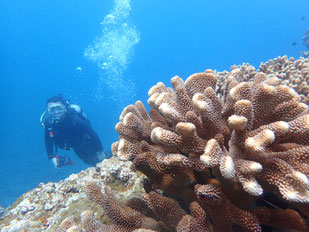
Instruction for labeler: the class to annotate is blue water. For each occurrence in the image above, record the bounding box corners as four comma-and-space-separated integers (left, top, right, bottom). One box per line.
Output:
0, 0, 308, 208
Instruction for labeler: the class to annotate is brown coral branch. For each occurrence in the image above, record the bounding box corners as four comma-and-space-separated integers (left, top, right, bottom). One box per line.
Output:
83, 182, 161, 231
195, 184, 262, 232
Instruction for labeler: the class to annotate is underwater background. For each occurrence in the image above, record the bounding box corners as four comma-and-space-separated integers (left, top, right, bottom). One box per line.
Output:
0, 0, 308, 208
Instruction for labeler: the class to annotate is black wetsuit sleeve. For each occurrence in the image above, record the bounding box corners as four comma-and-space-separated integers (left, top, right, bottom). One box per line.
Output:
44, 127, 55, 159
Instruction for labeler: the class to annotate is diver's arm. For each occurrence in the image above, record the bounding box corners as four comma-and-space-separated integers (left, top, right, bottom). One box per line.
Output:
45, 127, 72, 168
44, 127, 55, 159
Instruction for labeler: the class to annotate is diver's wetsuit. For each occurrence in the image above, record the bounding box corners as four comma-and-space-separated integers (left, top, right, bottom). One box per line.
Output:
44, 108, 103, 166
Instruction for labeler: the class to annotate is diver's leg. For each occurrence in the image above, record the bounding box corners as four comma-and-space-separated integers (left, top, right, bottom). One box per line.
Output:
73, 146, 94, 166
73, 146, 105, 166
86, 150, 106, 166
96, 151, 106, 161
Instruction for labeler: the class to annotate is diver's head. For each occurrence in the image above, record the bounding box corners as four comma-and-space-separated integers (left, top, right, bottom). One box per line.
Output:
46, 96, 68, 123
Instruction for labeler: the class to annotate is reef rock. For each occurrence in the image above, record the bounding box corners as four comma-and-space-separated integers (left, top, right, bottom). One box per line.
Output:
0, 156, 145, 232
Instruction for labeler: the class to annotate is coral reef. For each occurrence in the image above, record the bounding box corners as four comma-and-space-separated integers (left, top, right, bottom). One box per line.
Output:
259, 56, 309, 104
215, 63, 256, 100
0, 206, 6, 218
3, 56, 309, 232
0, 156, 145, 231
108, 64, 309, 231
216, 56, 309, 105
61, 57, 309, 231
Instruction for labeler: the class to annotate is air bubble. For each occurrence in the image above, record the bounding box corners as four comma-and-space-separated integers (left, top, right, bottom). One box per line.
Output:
84, 0, 140, 108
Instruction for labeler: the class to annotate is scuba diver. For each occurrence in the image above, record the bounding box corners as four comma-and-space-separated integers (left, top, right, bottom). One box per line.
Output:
41, 94, 106, 168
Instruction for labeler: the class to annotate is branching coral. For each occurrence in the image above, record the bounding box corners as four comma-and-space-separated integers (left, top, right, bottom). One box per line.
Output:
60, 182, 166, 232
110, 67, 309, 231
216, 56, 309, 104
59, 58, 309, 231
259, 56, 309, 104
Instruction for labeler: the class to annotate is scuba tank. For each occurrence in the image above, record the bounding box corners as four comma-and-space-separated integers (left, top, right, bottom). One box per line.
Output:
69, 104, 88, 122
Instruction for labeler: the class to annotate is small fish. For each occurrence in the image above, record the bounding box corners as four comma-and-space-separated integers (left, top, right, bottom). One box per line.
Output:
292, 42, 297, 46
301, 16, 306, 21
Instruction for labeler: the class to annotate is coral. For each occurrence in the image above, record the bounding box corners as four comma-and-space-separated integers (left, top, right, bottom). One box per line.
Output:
0, 206, 6, 218
195, 184, 261, 231
259, 56, 309, 104
176, 201, 212, 232
83, 182, 162, 231
215, 56, 309, 105
110, 65, 309, 231
61, 182, 214, 232
216, 63, 256, 100
58, 217, 75, 232
62, 182, 188, 231
60, 209, 132, 232
141, 191, 186, 230
0, 156, 145, 231
5, 57, 309, 232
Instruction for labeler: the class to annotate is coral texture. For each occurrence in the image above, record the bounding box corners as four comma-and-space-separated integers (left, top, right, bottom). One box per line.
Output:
259, 56, 309, 104
108, 66, 309, 231
216, 56, 309, 105
0, 156, 145, 232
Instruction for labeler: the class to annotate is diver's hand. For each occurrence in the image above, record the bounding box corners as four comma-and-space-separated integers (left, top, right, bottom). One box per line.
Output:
52, 155, 74, 168
51, 157, 60, 169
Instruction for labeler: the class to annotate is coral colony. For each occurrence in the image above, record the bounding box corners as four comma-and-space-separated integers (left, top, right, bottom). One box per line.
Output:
59, 56, 309, 232
1, 57, 309, 231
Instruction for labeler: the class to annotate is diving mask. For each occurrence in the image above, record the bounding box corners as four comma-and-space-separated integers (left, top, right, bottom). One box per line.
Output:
47, 102, 67, 122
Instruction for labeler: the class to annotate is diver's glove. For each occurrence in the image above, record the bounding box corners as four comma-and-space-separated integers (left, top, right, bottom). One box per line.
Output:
52, 155, 74, 168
